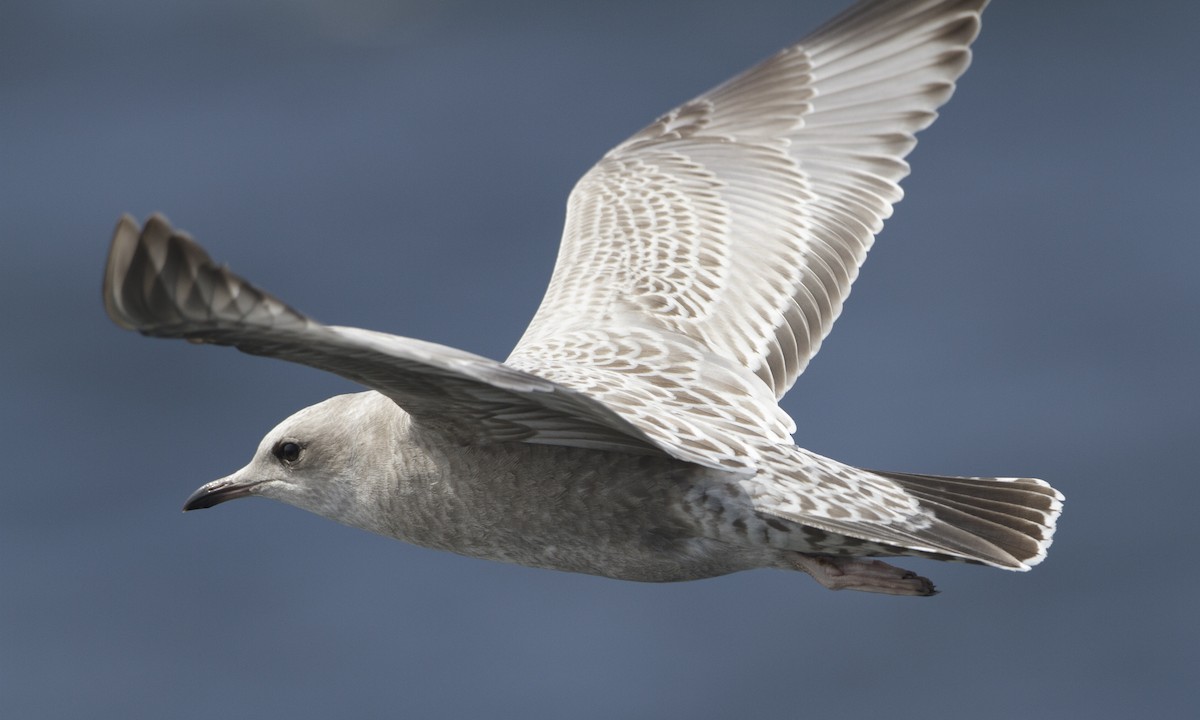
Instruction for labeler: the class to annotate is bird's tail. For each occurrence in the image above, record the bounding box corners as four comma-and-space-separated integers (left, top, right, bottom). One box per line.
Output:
858, 469, 1063, 570
745, 445, 1063, 571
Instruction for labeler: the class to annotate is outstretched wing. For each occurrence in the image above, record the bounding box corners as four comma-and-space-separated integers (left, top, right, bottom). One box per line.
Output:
103, 213, 718, 462
510, 0, 987, 431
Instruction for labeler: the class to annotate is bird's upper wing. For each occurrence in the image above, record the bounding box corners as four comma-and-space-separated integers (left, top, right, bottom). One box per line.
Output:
509, 0, 988, 459
103, 214, 703, 461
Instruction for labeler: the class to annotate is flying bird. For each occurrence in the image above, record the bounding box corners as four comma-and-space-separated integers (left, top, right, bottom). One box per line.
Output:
104, 0, 1061, 595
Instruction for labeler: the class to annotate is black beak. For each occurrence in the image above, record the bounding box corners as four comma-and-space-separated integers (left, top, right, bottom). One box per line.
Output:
182, 475, 259, 511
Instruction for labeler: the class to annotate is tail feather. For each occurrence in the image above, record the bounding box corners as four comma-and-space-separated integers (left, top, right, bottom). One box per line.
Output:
904, 490, 1049, 546
870, 470, 1063, 569
746, 446, 1063, 572
904, 485, 1052, 526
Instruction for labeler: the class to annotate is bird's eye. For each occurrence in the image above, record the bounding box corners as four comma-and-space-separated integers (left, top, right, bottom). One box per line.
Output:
273, 441, 302, 464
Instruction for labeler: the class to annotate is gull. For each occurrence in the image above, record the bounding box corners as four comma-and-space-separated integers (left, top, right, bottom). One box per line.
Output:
104, 0, 1062, 595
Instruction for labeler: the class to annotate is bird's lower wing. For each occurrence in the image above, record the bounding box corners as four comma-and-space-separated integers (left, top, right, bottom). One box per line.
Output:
103, 214, 678, 456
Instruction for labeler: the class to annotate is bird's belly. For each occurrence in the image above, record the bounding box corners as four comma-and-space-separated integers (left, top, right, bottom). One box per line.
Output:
374, 443, 764, 581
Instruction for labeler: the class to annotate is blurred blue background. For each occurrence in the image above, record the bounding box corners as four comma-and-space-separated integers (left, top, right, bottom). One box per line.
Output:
3, 1, 1197, 717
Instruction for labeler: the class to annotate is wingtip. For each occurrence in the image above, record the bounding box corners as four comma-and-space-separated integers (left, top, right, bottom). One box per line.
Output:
102, 212, 187, 331
100, 211, 316, 344
142, 212, 175, 237
103, 213, 145, 330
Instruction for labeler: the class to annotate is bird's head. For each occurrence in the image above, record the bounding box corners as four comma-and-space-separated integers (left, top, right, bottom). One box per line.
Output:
183, 392, 396, 530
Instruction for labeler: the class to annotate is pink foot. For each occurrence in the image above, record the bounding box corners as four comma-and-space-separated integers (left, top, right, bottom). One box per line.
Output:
789, 554, 937, 596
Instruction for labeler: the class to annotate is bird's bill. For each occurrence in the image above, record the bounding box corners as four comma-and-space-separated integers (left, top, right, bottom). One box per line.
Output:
182, 473, 261, 511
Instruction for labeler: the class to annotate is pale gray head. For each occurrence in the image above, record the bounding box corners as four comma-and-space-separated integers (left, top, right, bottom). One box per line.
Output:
183, 392, 397, 529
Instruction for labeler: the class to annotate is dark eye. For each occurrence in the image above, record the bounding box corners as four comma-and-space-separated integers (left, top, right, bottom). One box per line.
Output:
273, 441, 302, 464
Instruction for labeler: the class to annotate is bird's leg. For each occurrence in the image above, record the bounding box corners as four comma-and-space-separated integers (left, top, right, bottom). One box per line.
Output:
788, 553, 937, 596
